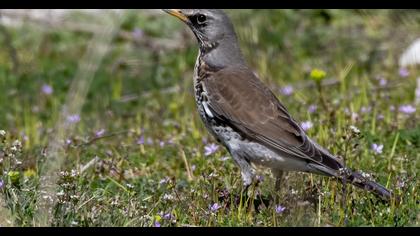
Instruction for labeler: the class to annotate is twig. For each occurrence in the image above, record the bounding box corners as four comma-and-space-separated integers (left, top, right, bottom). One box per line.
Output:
78, 130, 131, 147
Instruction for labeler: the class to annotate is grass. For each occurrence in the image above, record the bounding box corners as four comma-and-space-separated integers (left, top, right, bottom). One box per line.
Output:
0, 9, 419, 227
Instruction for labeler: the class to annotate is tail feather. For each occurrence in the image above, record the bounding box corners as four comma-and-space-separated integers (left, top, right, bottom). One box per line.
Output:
346, 170, 393, 201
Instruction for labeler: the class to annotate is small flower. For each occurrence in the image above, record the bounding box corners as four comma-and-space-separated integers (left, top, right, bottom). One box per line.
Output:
398, 104, 416, 115
220, 156, 230, 161
136, 135, 144, 145
275, 205, 286, 214
159, 140, 165, 148
351, 112, 359, 122
162, 193, 174, 201
396, 177, 406, 189
280, 85, 294, 96
70, 221, 78, 226
24, 169, 37, 178
399, 68, 409, 78
66, 114, 81, 124
126, 183, 134, 189
360, 106, 372, 114
65, 139, 72, 145
379, 78, 387, 87
300, 121, 313, 131
191, 164, 196, 171
163, 213, 173, 220
204, 143, 219, 156
0, 130, 6, 137
201, 137, 208, 144
20, 131, 28, 141
95, 129, 105, 137
390, 105, 395, 111
371, 143, 383, 154
308, 104, 317, 113
159, 177, 170, 185
12, 139, 22, 148
0, 180, 4, 189
209, 203, 221, 212
310, 68, 326, 82
56, 190, 65, 196
349, 125, 360, 134
132, 27, 144, 40
41, 84, 53, 95
256, 175, 264, 183
154, 221, 161, 227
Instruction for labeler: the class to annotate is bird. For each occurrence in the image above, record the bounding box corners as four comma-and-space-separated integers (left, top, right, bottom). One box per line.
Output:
163, 9, 393, 201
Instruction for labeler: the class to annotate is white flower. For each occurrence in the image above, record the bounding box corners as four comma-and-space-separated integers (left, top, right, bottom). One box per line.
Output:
349, 125, 360, 134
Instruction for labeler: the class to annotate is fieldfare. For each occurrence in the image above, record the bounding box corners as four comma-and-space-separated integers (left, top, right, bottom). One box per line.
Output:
163, 9, 392, 201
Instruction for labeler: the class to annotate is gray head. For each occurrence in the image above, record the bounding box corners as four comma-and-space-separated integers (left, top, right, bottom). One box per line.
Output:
163, 9, 246, 68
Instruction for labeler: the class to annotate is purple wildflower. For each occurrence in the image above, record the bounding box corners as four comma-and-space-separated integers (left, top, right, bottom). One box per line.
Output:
308, 104, 317, 113
390, 105, 395, 111
0, 180, 4, 189
360, 106, 372, 114
95, 129, 105, 137
275, 205, 286, 214
379, 78, 387, 87
132, 27, 144, 40
163, 213, 172, 220
41, 84, 53, 95
256, 175, 264, 183
20, 132, 29, 141
209, 203, 221, 212
191, 165, 196, 171
136, 135, 144, 145
396, 178, 406, 189
65, 139, 72, 145
167, 138, 175, 145
399, 68, 410, 78
371, 143, 383, 154
398, 104, 416, 114
66, 114, 80, 124
159, 141, 165, 148
280, 85, 294, 96
154, 221, 161, 227
204, 143, 219, 156
300, 121, 313, 131
377, 114, 385, 120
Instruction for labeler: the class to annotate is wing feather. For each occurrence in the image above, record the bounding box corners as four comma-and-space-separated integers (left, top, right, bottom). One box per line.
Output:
203, 65, 343, 173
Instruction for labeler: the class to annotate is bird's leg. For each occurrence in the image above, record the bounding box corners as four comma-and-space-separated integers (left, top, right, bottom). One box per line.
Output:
272, 169, 284, 204
231, 152, 256, 205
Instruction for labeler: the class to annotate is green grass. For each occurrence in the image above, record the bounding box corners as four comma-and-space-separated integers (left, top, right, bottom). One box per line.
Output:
0, 9, 419, 226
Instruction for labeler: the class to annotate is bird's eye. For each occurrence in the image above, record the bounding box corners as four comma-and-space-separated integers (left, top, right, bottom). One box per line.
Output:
196, 14, 207, 24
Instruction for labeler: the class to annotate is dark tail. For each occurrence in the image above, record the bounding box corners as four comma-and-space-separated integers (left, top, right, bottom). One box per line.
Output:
345, 170, 393, 201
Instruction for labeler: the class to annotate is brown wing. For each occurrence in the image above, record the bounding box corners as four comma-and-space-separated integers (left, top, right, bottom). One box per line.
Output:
203, 65, 343, 173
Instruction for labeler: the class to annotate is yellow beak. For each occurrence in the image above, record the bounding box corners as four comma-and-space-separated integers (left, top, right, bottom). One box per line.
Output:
163, 9, 189, 23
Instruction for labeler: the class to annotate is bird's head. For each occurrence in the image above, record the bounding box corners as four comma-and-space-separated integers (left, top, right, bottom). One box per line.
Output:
163, 9, 245, 67
163, 9, 236, 50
